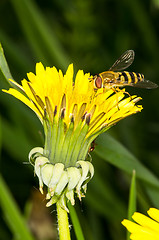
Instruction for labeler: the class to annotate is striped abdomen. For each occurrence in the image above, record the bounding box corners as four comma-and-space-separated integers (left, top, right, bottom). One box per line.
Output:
117, 71, 144, 85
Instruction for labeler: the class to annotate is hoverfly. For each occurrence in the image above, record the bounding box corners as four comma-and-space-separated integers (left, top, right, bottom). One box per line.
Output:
92, 50, 158, 90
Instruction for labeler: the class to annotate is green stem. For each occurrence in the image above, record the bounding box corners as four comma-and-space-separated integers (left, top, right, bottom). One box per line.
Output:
56, 201, 71, 240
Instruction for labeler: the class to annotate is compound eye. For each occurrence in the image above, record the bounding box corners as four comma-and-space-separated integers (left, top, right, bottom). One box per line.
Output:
95, 76, 103, 88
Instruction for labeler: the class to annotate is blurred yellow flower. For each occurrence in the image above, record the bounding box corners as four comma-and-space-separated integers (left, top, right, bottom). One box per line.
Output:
122, 208, 159, 240
3, 63, 142, 210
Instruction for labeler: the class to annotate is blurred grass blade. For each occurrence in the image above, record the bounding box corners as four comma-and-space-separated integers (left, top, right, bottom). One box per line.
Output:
86, 190, 120, 220
153, 0, 159, 8
0, 44, 27, 94
0, 43, 13, 83
0, 30, 32, 74
95, 133, 159, 208
127, 170, 136, 240
10, 0, 70, 69
0, 175, 34, 240
127, 0, 158, 57
89, 170, 127, 219
145, 186, 159, 208
68, 203, 85, 240
0, 119, 33, 240
95, 133, 159, 188
2, 118, 33, 161
128, 170, 136, 220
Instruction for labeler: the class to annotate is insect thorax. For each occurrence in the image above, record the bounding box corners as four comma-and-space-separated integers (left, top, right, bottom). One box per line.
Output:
100, 71, 119, 87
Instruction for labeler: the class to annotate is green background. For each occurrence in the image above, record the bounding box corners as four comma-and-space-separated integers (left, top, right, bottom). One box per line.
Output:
0, 0, 159, 239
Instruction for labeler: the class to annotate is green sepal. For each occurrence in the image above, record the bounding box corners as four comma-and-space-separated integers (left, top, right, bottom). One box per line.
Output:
59, 120, 74, 164
78, 134, 98, 162
43, 113, 52, 157
64, 120, 83, 167
78, 126, 111, 161
49, 114, 58, 162
54, 117, 66, 164
71, 122, 89, 166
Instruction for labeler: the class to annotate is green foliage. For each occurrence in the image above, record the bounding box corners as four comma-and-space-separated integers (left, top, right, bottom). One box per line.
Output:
0, 175, 35, 240
0, 43, 13, 82
0, 0, 159, 239
68, 203, 85, 240
127, 171, 136, 240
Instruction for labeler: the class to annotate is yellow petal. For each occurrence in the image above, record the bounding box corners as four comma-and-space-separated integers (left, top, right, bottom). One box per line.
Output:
132, 212, 159, 233
121, 219, 143, 233
148, 208, 159, 223
3, 88, 43, 120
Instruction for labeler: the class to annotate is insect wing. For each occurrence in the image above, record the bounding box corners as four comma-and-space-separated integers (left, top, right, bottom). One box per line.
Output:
132, 79, 158, 89
109, 50, 135, 71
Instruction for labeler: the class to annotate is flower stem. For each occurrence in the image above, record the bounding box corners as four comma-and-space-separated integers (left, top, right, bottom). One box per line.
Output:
56, 201, 71, 240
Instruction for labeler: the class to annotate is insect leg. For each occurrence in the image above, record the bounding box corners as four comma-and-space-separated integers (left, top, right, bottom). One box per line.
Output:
111, 87, 120, 110
116, 87, 132, 100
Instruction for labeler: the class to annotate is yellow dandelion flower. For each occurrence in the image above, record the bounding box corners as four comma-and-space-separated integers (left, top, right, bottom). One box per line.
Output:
122, 208, 159, 240
3, 63, 142, 210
